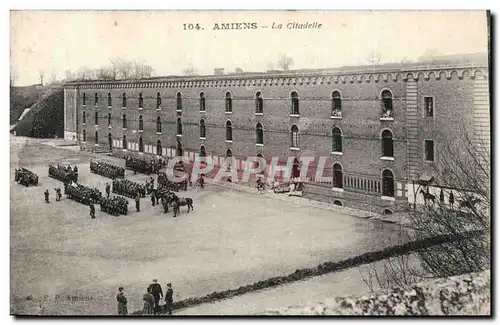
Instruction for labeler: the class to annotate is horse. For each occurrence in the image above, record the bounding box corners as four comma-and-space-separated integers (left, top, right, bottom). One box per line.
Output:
420, 189, 435, 205
459, 197, 481, 210
170, 196, 194, 217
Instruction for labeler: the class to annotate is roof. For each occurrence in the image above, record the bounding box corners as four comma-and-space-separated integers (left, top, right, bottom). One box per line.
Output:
64, 52, 488, 86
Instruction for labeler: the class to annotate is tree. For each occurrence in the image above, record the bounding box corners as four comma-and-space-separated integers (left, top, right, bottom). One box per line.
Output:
182, 66, 198, 76
132, 60, 154, 79
366, 50, 381, 65
39, 70, 45, 85
359, 127, 490, 291
418, 49, 442, 63
277, 54, 294, 71
234, 67, 244, 74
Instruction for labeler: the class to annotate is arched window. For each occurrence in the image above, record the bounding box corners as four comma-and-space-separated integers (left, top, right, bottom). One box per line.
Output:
383, 209, 393, 215
226, 149, 232, 157
139, 115, 143, 131
176, 92, 182, 111
333, 163, 343, 189
156, 92, 162, 109
200, 92, 206, 112
290, 91, 299, 115
157, 140, 162, 155
200, 145, 207, 157
382, 169, 394, 197
291, 124, 300, 148
200, 119, 206, 138
177, 118, 182, 135
107, 93, 112, 107
82, 129, 86, 142
108, 133, 112, 150
82, 112, 86, 124
94, 93, 98, 106
82, 93, 86, 106
156, 116, 162, 133
256, 122, 264, 145
122, 114, 127, 129
255, 91, 263, 114
122, 93, 127, 108
225, 92, 232, 113
107, 113, 111, 126
332, 91, 342, 117
94, 112, 98, 125
225, 120, 233, 141
381, 130, 394, 157
122, 135, 127, 150
139, 137, 144, 152
332, 127, 342, 152
333, 200, 343, 206
139, 93, 143, 108
381, 90, 393, 118
94, 131, 98, 144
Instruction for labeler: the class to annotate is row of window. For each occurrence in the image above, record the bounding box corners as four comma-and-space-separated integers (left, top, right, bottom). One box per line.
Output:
84, 110, 435, 161
82, 89, 435, 118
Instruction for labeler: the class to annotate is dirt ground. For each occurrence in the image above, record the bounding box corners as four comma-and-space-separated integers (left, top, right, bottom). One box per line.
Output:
10, 137, 403, 315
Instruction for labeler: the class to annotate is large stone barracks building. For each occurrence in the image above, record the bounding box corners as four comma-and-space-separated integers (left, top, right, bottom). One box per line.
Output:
63, 54, 490, 214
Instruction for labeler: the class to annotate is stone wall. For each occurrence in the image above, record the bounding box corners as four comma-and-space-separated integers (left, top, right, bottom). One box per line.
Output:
261, 270, 490, 315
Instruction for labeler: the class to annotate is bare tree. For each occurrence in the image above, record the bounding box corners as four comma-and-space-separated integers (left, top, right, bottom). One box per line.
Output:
182, 66, 199, 76
49, 69, 58, 84
39, 70, 45, 85
234, 67, 244, 74
95, 67, 116, 80
133, 60, 154, 79
366, 50, 382, 65
277, 54, 294, 71
418, 48, 442, 63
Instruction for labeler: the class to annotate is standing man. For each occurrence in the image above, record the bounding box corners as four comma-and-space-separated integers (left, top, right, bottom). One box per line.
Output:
44, 189, 50, 203
135, 194, 140, 212
106, 183, 111, 198
149, 279, 163, 315
151, 191, 156, 207
90, 203, 95, 219
165, 283, 174, 315
116, 287, 128, 316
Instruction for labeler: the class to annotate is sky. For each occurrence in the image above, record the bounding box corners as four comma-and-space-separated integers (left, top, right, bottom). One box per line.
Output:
10, 10, 489, 86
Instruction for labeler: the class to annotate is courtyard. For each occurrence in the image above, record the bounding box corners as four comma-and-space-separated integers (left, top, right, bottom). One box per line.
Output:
10, 137, 403, 315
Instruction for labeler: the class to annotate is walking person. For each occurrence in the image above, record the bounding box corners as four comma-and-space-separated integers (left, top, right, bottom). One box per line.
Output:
44, 189, 50, 203
135, 194, 140, 212
106, 183, 111, 198
165, 283, 174, 315
151, 192, 156, 207
55, 188, 62, 201
116, 287, 128, 316
149, 279, 163, 314
142, 287, 155, 315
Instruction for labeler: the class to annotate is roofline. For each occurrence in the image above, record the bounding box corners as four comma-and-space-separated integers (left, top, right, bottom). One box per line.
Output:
64, 57, 488, 87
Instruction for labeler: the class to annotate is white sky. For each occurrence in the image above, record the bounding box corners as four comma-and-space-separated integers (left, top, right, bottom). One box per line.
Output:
10, 10, 488, 86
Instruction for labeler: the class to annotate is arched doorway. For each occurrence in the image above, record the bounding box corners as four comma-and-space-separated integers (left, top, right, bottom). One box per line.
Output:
108, 133, 112, 150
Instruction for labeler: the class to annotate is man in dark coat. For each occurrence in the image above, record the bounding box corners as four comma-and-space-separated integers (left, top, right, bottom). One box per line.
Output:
135, 194, 140, 212
55, 188, 62, 201
44, 189, 50, 203
90, 203, 95, 219
149, 279, 163, 314
116, 287, 128, 315
106, 183, 111, 198
151, 192, 156, 206
165, 283, 174, 315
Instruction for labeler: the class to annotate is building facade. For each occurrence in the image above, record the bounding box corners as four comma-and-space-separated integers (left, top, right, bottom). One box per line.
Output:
63, 55, 490, 214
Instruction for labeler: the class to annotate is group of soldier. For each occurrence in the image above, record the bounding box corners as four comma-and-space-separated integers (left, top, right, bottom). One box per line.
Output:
100, 196, 129, 216
64, 182, 102, 206
90, 159, 125, 179
112, 178, 147, 199
125, 156, 165, 175
14, 168, 39, 187
48, 164, 78, 183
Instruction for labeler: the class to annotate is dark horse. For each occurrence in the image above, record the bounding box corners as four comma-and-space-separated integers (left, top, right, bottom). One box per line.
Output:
171, 196, 194, 218
420, 189, 435, 205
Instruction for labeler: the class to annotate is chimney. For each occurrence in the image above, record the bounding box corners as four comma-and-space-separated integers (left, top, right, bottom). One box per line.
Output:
214, 68, 225, 76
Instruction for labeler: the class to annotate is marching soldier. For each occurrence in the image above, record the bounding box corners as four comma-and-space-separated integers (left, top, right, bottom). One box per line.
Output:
44, 189, 50, 203
135, 194, 140, 212
90, 203, 95, 219
161, 196, 168, 213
